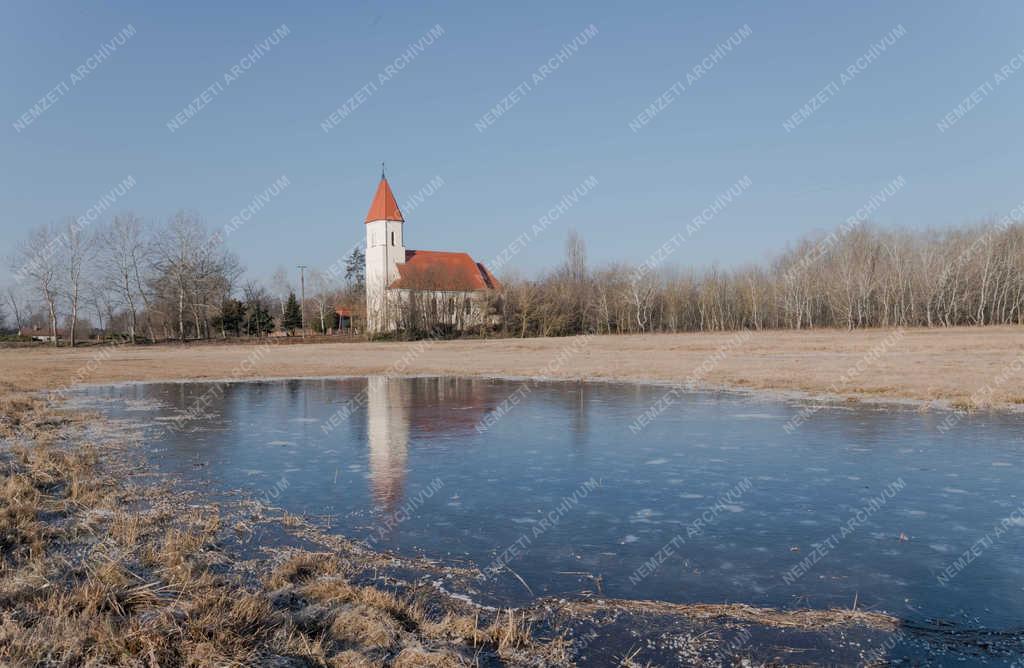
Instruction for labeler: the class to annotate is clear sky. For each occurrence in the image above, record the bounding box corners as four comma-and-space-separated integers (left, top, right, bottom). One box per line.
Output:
3, 0, 1024, 286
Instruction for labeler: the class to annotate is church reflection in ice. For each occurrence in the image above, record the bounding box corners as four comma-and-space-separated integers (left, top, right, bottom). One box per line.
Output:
364, 375, 593, 512
366, 375, 410, 511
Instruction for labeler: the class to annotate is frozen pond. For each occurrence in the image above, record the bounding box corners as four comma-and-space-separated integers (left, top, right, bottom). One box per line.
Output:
76, 376, 1024, 633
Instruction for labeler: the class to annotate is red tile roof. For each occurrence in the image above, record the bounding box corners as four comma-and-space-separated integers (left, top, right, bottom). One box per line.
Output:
389, 250, 502, 292
19, 328, 63, 338
365, 177, 404, 223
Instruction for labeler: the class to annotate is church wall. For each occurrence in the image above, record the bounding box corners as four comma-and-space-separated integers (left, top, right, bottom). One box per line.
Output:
365, 218, 405, 333
382, 288, 494, 333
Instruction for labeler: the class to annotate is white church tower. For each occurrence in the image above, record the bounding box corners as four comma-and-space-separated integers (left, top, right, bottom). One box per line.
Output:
364, 169, 405, 333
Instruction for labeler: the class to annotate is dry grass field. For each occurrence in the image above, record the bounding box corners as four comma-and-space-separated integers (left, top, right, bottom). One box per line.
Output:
3, 326, 1023, 409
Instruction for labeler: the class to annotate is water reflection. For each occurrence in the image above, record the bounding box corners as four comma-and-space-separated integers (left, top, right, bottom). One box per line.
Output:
74, 377, 1024, 631
366, 376, 410, 511
366, 376, 509, 510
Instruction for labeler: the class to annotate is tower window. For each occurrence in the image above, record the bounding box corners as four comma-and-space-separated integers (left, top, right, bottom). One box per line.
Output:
391, 232, 395, 246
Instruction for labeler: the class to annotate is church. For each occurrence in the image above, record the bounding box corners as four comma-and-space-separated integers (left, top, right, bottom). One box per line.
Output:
364, 173, 502, 334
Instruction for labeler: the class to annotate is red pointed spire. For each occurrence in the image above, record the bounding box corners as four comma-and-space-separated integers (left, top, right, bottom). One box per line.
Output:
365, 175, 404, 223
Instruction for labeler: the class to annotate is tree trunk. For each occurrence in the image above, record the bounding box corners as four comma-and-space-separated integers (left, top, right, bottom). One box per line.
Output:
70, 301, 78, 347
48, 301, 58, 347
178, 287, 186, 342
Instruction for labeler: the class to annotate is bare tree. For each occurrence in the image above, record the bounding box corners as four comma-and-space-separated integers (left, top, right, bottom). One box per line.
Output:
59, 218, 94, 347
14, 225, 62, 345
152, 212, 208, 341
84, 279, 113, 334
99, 213, 149, 343
626, 273, 656, 333
565, 228, 587, 282
6, 286, 26, 332
270, 266, 294, 324
309, 269, 341, 334
241, 281, 275, 337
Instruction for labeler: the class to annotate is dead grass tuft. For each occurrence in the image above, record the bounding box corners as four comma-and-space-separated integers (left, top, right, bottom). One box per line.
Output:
268, 551, 343, 588
0, 470, 46, 562
419, 607, 534, 655
392, 646, 468, 667
0, 394, 44, 437
108, 510, 145, 548
70, 561, 161, 617
301, 575, 359, 604
330, 603, 402, 649
950, 398, 977, 412
329, 649, 380, 667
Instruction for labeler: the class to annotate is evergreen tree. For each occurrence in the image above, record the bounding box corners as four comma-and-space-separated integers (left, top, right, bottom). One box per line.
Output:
214, 298, 245, 337
345, 247, 365, 288
282, 291, 303, 334
244, 300, 275, 336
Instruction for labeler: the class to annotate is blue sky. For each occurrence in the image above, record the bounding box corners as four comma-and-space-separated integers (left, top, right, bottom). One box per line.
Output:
3, 1, 1024, 285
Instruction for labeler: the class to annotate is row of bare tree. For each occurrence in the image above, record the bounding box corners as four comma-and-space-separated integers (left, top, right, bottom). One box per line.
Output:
6, 213, 1022, 344
6, 212, 365, 345
495, 222, 1024, 337
7, 212, 243, 345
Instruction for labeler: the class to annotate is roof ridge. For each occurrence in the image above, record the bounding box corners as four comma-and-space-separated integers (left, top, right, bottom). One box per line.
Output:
407, 249, 472, 256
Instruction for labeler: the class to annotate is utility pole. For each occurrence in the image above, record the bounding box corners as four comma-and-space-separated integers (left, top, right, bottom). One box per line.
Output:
297, 265, 307, 340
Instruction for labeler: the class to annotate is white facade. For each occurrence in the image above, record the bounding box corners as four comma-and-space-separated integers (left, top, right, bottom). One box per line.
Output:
387, 288, 496, 332
365, 218, 405, 334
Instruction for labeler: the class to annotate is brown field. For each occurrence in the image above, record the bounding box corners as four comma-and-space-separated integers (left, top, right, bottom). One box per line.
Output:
4, 326, 1024, 409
